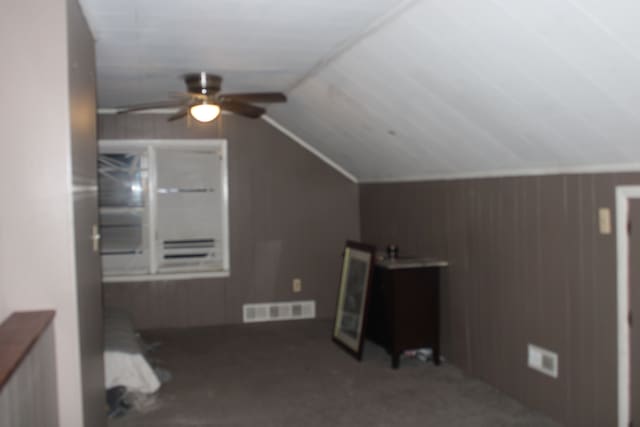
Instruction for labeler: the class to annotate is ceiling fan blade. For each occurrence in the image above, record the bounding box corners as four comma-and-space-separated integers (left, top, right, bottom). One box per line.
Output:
219, 99, 266, 119
167, 106, 189, 122
117, 99, 186, 114
219, 92, 287, 103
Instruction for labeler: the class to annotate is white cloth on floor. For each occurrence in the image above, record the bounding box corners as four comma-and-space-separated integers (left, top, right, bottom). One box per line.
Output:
104, 308, 161, 394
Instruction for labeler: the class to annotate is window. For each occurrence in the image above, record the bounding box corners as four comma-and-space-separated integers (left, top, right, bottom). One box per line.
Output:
98, 139, 229, 282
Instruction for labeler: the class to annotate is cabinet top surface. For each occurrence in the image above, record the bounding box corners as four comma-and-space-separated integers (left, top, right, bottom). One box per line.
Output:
375, 257, 448, 270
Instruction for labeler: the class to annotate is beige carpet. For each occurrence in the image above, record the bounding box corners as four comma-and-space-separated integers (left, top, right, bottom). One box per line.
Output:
108, 319, 561, 427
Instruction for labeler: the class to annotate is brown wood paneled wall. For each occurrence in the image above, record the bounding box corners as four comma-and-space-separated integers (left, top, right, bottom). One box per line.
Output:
99, 114, 360, 329
360, 172, 640, 427
0, 311, 58, 427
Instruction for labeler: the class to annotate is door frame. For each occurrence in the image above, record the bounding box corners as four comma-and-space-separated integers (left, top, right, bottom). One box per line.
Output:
615, 185, 640, 427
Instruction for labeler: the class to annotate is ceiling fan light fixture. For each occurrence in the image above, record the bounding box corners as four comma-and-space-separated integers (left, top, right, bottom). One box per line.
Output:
117, 73, 285, 121
190, 102, 221, 122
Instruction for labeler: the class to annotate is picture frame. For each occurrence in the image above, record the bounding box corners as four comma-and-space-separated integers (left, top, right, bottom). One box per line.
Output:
332, 240, 376, 361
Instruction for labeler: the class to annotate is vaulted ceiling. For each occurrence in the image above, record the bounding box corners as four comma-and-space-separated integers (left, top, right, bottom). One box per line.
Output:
79, 0, 400, 106
80, 0, 640, 182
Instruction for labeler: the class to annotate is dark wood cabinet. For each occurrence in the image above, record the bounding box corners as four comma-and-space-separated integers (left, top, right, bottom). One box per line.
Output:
366, 259, 445, 369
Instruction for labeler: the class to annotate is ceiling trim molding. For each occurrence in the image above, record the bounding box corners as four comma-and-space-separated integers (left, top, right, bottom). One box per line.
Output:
261, 116, 358, 183
98, 108, 178, 114
98, 108, 235, 115
360, 163, 640, 184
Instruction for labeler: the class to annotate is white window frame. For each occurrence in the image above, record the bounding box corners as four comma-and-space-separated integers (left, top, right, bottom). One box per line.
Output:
99, 139, 230, 283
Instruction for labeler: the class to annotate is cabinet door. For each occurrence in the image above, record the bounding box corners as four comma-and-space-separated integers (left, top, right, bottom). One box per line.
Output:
392, 268, 439, 351
366, 267, 392, 347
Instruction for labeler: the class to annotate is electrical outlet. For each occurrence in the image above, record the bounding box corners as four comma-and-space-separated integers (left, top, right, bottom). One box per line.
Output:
527, 344, 558, 378
292, 278, 302, 293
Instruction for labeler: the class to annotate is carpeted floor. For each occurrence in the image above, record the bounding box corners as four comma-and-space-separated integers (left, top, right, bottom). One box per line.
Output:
108, 320, 561, 427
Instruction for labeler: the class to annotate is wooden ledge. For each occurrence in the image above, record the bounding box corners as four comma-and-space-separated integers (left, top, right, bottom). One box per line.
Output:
0, 311, 55, 389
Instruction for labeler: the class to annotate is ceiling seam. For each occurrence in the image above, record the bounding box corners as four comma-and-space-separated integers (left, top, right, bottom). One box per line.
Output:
286, 0, 423, 93
261, 116, 358, 183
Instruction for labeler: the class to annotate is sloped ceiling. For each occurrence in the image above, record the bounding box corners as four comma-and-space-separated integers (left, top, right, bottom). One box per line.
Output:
79, 0, 401, 107
269, 0, 640, 181
81, 0, 640, 182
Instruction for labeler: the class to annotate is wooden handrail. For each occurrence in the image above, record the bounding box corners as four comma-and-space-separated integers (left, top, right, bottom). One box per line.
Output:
0, 311, 55, 389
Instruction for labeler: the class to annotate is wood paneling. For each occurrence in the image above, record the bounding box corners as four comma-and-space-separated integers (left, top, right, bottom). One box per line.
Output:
0, 311, 55, 388
360, 172, 640, 426
0, 314, 58, 427
100, 114, 360, 329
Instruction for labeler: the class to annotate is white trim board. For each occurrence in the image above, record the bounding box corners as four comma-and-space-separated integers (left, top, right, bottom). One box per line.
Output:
98, 108, 175, 114
615, 185, 640, 427
98, 108, 235, 115
360, 163, 640, 184
102, 271, 230, 283
261, 115, 357, 183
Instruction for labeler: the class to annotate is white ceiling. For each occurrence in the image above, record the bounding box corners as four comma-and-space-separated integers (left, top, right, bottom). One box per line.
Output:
81, 0, 640, 182
79, 0, 401, 107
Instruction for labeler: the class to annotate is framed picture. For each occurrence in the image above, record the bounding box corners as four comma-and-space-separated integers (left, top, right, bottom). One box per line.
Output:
332, 240, 376, 360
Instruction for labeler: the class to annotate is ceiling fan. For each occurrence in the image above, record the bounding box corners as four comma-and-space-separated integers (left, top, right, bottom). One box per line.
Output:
117, 72, 287, 122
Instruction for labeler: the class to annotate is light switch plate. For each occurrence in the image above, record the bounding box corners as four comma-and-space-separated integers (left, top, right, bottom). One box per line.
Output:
598, 208, 611, 235
292, 278, 302, 293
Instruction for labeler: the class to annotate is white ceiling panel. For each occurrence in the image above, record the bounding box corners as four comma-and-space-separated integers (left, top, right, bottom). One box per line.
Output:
82, 0, 640, 181
269, 0, 640, 181
79, 0, 402, 106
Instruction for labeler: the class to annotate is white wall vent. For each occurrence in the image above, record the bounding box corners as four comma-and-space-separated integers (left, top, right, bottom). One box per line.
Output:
243, 300, 316, 323
527, 344, 559, 378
